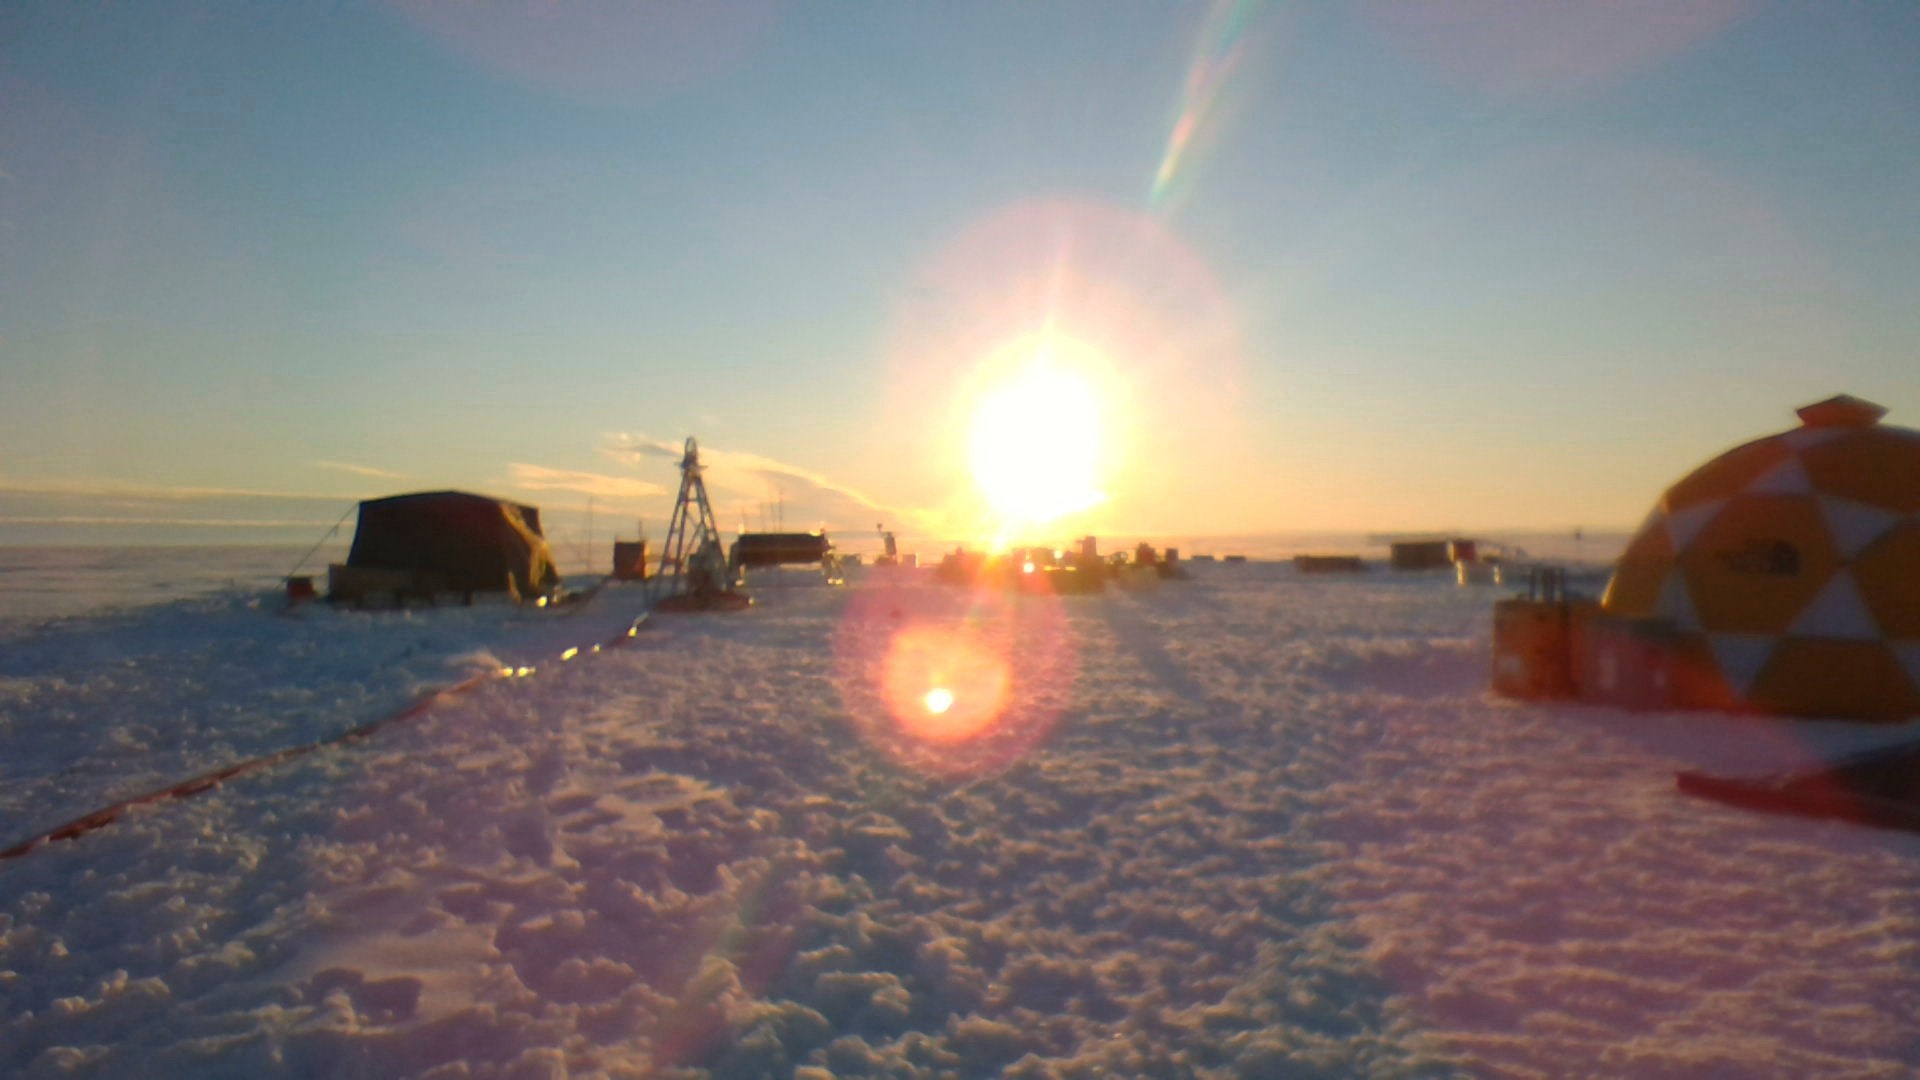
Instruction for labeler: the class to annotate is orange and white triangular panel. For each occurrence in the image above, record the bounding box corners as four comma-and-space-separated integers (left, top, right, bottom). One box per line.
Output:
1787, 570, 1880, 641
1664, 499, 1726, 554
1894, 642, 1920, 697
1744, 454, 1815, 497
1656, 570, 1701, 631
1816, 494, 1902, 562
1706, 633, 1778, 698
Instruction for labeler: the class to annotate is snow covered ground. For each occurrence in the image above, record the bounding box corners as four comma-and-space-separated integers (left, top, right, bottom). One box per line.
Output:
4, 563, 1920, 1077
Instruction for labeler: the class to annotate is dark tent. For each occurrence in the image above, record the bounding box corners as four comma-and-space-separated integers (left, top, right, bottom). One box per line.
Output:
329, 490, 562, 604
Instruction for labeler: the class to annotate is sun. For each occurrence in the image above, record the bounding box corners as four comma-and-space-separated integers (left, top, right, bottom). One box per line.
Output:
967, 336, 1114, 533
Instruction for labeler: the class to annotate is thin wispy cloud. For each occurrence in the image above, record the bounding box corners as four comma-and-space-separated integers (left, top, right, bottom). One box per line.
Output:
507, 463, 667, 500
311, 459, 407, 480
716, 450, 894, 516
0, 476, 354, 503
0, 515, 336, 529
603, 433, 919, 532
611, 436, 687, 462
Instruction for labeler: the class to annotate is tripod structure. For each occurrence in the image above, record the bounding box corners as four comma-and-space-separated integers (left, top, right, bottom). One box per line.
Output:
647, 437, 746, 610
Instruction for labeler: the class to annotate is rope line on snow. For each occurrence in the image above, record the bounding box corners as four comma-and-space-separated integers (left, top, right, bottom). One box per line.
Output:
0, 613, 651, 863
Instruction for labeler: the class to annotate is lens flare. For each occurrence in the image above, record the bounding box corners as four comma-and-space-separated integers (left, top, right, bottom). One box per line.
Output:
1152, 0, 1267, 211
834, 580, 1076, 775
883, 626, 1008, 744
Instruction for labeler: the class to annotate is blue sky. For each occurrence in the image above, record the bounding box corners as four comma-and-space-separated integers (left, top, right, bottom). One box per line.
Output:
4, 1, 1918, 549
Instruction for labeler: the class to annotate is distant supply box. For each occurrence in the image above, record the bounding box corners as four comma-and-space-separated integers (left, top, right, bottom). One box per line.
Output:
1294, 554, 1365, 574
1390, 540, 1453, 571
611, 540, 648, 581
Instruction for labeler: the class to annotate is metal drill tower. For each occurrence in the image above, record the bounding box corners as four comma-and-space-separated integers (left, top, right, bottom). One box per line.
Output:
647, 437, 745, 610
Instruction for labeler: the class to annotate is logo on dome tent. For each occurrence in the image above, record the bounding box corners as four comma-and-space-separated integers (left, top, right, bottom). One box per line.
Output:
1715, 538, 1800, 576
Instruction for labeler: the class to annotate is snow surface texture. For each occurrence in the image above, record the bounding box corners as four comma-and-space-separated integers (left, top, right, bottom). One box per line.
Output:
3, 565, 1919, 1077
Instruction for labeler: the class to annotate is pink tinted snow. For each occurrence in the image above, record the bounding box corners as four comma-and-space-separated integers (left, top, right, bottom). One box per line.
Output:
3, 565, 1918, 1076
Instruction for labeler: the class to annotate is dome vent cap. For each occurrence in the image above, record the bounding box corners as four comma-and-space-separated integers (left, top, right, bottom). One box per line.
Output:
1796, 394, 1886, 429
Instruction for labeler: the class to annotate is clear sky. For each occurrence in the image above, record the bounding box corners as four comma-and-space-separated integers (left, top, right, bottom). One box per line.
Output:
4, 1, 1918, 550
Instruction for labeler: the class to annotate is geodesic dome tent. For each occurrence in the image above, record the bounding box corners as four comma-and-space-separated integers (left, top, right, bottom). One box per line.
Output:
1602, 395, 1920, 720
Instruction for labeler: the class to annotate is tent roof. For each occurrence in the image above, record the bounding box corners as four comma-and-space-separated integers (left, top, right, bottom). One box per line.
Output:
340, 489, 560, 596
358, 489, 539, 514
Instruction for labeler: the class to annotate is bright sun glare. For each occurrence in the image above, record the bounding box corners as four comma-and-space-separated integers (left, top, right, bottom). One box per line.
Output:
967, 337, 1112, 533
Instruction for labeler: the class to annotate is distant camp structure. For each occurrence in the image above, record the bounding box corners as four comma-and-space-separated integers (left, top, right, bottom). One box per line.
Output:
729, 530, 841, 585
1384, 537, 1485, 571
326, 490, 562, 607
1371, 534, 1518, 584
935, 536, 1186, 594
731, 531, 830, 568
1494, 395, 1920, 721
611, 523, 648, 582
872, 525, 914, 569
1295, 554, 1365, 574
